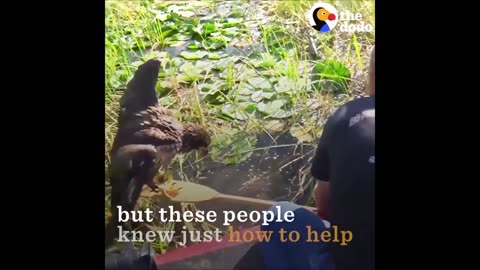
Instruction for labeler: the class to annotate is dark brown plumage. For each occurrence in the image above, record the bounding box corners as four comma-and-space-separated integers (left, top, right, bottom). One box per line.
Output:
106, 58, 211, 248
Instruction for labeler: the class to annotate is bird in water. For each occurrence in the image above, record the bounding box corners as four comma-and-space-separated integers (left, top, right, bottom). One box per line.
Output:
105, 58, 211, 248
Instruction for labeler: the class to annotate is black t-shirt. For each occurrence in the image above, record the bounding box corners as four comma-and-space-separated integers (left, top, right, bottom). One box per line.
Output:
311, 96, 375, 270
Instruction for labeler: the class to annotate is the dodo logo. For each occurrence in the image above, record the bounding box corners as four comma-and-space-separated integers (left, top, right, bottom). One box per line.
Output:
308, 3, 338, 32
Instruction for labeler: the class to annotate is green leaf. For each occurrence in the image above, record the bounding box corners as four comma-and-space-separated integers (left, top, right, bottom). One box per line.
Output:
202, 22, 217, 36
311, 60, 351, 93
160, 28, 178, 40
243, 103, 257, 113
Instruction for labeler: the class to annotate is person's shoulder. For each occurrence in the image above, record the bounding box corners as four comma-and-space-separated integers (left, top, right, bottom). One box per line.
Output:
326, 96, 375, 128
338, 96, 375, 113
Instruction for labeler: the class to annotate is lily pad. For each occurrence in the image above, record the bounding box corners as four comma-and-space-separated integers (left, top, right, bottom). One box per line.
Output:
248, 77, 271, 90
251, 90, 275, 102
159, 96, 177, 107
236, 82, 255, 95
209, 129, 257, 165
221, 27, 243, 37
290, 124, 314, 143
155, 12, 169, 22
214, 58, 234, 71
251, 90, 264, 103
268, 110, 293, 119
188, 43, 201, 50
169, 40, 188, 47
208, 52, 229, 60
198, 81, 229, 98
203, 36, 227, 50
149, 51, 169, 59
167, 5, 193, 14
235, 95, 251, 103
275, 76, 295, 93
257, 99, 293, 119
258, 99, 284, 112
264, 120, 285, 132
180, 51, 208, 60
249, 54, 277, 69
259, 70, 276, 77
195, 60, 214, 74
177, 62, 201, 82
262, 92, 275, 99
226, 18, 244, 24
236, 67, 257, 82
159, 78, 179, 90
178, 10, 195, 18
221, 103, 249, 121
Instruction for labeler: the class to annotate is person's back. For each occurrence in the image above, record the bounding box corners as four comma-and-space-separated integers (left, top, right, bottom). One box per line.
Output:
313, 96, 375, 270
311, 45, 375, 270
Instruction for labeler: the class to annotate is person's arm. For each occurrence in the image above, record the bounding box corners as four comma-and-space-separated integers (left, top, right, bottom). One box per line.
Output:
314, 180, 330, 219
311, 117, 336, 219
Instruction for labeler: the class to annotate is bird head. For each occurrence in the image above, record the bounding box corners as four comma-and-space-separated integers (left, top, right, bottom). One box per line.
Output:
120, 58, 161, 112
180, 123, 211, 156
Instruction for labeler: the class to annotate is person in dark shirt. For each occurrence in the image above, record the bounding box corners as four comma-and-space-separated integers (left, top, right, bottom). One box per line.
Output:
233, 45, 375, 270
312, 45, 375, 270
